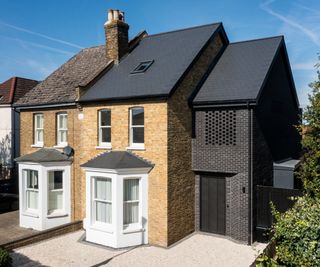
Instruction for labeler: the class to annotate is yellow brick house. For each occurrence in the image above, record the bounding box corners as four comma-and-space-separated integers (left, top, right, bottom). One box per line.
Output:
14, 9, 228, 248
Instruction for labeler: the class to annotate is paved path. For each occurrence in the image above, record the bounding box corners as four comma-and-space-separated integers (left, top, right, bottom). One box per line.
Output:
0, 210, 37, 245
12, 230, 266, 267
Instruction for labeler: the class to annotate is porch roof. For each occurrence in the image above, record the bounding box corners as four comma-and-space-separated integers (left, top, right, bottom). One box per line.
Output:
81, 151, 153, 170
15, 148, 72, 163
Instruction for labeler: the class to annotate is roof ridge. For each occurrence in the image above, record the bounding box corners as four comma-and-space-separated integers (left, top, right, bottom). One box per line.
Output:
145, 22, 222, 38
230, 35, 283, 45
127, 151, 154, 166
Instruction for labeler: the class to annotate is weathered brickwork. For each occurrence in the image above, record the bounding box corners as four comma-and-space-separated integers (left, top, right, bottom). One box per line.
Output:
192, 108, 250, 243
167, 33, 224, 245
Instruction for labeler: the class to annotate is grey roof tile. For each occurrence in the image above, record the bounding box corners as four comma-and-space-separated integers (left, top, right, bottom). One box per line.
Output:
15, 148, 72, 162
80, 23, 221, 102
193, 36, 283, 104
81, 151, 153, 169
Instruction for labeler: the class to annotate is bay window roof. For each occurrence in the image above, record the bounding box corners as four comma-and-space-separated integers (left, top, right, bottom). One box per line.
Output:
81, 151, 153, 170
15, 148, 72, 163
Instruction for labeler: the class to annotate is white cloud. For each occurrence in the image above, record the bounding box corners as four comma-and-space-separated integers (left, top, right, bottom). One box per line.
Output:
0, 35, 74, 56
0, 21, 84, 49
292, 62, 317, 70
260, 0, 320, 47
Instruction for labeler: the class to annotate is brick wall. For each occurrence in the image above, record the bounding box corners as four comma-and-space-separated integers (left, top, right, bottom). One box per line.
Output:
192, 108, 250, 243
167, 33, 224, 246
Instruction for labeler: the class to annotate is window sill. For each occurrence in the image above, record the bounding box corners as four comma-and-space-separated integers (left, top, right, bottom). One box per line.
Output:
126, 145, 145, 151
95, 145, 112, 150
31, 144, 43, 148
53, 144, 68, 149
122, 225, 145, 234
47, 212, 68, 218
90, 223, 113, 234
22, 211, 39, 218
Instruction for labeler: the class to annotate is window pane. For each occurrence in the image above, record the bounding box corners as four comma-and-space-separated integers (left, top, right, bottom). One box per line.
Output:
96, 202, 112, 223
49, 191, 63, 211
131, 108, 144, 125
36, 114, 43, 128
49, 171, 63, 190
132, 127, 144, 144
124, 202, 139, 224
100, 110, 111, 126
101, 128, 111, 143
59, 114, 67, 129
95, 178, 112, 201
37, 129, 44, 142
27, 191, 38, 209
59, 130, 68, 143
27, 170, 38, 189
124, 179, 139, 201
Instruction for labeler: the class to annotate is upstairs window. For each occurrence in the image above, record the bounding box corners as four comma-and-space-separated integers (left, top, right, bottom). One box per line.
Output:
57, 113, 68, 146
129, 107, 144, 148
98, 110, 111, 147
131, 60, 154, 74
34, 113, 44, 146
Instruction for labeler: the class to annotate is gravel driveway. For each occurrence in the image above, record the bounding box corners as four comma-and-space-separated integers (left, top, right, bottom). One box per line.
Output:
12, 230, 266, 267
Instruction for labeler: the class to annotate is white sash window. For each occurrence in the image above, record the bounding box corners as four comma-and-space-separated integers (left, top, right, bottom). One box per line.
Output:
123, 179, 140, 225
34, 114, 44, 146
25, 170, 39, 211
98, 110, 111, 147
48, 171, 63, 214
93, 177, 112, 224
57, 113, 68, 146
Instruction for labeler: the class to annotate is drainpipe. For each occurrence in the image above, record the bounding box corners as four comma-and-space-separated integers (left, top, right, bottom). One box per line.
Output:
247, 103, 253, 245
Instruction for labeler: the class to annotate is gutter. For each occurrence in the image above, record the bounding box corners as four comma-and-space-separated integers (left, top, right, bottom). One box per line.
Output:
14, 102, 76, 110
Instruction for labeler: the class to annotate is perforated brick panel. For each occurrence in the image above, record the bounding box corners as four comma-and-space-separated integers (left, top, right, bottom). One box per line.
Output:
205, 110, 236, 146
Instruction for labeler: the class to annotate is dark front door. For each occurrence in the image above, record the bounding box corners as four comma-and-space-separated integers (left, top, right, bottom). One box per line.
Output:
200, 176, 226, 235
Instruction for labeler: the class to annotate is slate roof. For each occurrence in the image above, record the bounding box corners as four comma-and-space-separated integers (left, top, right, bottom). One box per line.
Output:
81, 151, 153, 170
14, 46, 109, 106
0, 77, 38, 105
80, 23, 221, 102
193, 36, 283, 105
15, 148, 72, 162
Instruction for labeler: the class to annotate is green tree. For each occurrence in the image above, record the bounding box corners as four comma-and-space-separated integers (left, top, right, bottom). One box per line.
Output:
270, 61, 320, 266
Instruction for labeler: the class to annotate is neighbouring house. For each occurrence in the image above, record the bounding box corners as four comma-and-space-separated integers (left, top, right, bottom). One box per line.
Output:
0, 77, 38, 182
14, 9, 300, 248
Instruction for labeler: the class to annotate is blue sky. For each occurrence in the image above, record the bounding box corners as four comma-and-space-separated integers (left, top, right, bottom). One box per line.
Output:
0, 0, 319, 107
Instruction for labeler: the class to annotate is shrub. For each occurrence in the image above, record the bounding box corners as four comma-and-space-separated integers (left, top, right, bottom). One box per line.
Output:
0, 248, 12, 267
271, 197, 320, 266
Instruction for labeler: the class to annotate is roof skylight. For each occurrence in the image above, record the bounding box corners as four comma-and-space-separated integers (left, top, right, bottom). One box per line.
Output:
131, 60, 154, 74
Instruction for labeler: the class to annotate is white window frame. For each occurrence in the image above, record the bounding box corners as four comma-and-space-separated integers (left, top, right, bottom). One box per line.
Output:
123, 177, 140, 229
129, 107, 144, 149
34, 113, 44, 146
24, 169, 39, 212
92, 177, 112, 226
47, 170, 64, 215
98, 110, 111, 148
57, 113, 68, 147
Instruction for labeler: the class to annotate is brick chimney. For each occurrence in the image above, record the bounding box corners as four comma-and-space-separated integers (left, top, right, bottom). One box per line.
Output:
104, 9, 129, 63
